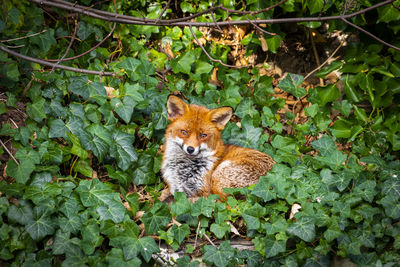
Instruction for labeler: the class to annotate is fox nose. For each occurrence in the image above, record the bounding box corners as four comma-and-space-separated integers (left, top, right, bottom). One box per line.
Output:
186, 146, 195, 154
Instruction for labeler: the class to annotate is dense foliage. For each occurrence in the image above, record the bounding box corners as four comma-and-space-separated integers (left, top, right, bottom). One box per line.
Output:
1, 0, 400, 266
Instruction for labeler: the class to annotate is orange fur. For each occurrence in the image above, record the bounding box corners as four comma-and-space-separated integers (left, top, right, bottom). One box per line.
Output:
161, 95, 275, 200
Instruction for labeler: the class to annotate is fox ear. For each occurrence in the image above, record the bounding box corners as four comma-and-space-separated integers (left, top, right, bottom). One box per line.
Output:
167, 95, 188, 121
209, 107, 233, 130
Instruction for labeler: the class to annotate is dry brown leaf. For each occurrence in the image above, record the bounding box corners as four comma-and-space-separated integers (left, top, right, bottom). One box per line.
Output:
228, 221, 240, 236
289, 203, 302, 220
105, 86, 116, 98
123, 201, 131, 211
161, 41, 175, 59
259, 36, 268, 52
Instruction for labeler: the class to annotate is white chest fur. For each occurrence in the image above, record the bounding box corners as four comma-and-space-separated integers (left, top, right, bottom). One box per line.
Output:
162, 137, 216, 197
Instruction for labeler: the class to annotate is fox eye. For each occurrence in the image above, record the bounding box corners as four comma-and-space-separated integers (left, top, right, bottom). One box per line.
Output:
199, 133, 207, 139
181, 130, 188, 136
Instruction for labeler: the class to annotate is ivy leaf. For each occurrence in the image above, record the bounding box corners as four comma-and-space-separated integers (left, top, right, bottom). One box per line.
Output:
25, 205, 56, 240
238, 250, 263, 267
110, 236, 159, 262
235, 98, 258, 119
6, 159, 35, 184
69, 76, 90, 99
110, 130, 138, 171
316, 84, 340, 106
132, 153, 156, 185
191, 197, 215, 217
210, 222, 230, 239
106, 165, 132, 189
106, 248, 142, 267
111, 96, 136, 124
141, 202, 171, 235
59, 214, 82, 234
24, 183, 62, 205
117, 58, 141, 79
76, 179, 126, 223
324, 220, 342, 242
49, 118, 68, 139
171, 224, 191, 244
377, 4, 400, 23
203, 241, 236, 267
286, 216, 316, 242
88, 82, 107, 105
171, 192, 191, 217
195, 61, 213, 74
311, 135, 336, 156
382, 177, 400, 198
264, 238, 286, 258
307, 0, 324, 14
31, 28, 56, 53
242, 203, 266, 230
251, 176, 276, 202
277, 73, 306, 98
52, 230, 80, 255
26, 97, 46, 121
172, 50, 196, 74
7, 199, 33, 225
80, 221, 104, 255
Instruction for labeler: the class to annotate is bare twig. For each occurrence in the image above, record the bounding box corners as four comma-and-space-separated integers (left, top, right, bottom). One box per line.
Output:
156, 0, 172, 23
0, 29, 47, 43
309, 29, 323, 86
203, 233, 217, 247
0, 139, 19, 165
48, 19, 79, 74
304, 40, 345, 80
30, 0, 395, 26
220, 0, 288, 15
189, 26, 245, 68
318, 0, 327, 17
44, 1, 117, 63
341, 17, 400, 51
245, 15, 275, 36
29, 0, 400, 51
0, 45, 116, 76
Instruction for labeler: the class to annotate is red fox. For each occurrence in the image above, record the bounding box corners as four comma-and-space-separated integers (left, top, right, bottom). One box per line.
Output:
161, 95, 275, 200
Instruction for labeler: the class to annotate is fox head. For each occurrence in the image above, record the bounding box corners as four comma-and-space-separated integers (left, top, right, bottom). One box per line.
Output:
165, 95, 233, 157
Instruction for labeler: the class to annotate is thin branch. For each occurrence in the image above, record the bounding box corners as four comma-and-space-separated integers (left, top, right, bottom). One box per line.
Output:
156, 0, 172, 23
245, 15, 275, 36
189, 26, 244, 68
220, 0, 288, 15
45, 13, 117, 62
203, 233, 217, 247
341, 17, 400, 51
28, 0, 400, 55
48, 19, 78, 73
0, 139, 19, 165
318, 0, 327, 17
0, 45, 116, 76
0, 29, 47, 43
304, 40, 345, 80
30, 0, 395, 26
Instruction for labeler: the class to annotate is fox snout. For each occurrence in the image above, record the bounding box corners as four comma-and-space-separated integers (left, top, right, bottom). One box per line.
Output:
183, 144, 199, 155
